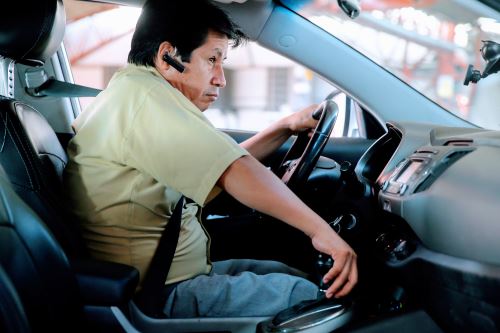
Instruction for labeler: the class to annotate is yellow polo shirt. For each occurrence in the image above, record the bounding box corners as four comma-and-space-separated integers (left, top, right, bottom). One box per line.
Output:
63, 64, 248, 286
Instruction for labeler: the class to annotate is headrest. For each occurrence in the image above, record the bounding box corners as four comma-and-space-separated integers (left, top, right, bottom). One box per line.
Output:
0, 1, 66, 66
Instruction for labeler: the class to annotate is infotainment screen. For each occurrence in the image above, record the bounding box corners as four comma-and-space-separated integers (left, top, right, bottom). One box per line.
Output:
396, 160, 422, 183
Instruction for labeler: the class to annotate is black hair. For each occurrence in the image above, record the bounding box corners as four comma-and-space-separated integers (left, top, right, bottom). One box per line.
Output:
127, 0, 247, 67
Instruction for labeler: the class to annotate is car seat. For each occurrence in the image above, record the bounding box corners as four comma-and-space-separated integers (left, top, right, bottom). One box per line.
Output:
0, 165, 86, 333
0, 1, 140, 332
0, 264, 31, 333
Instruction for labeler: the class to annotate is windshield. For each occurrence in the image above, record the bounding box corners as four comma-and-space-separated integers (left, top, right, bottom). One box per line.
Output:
281, 0, 500, 130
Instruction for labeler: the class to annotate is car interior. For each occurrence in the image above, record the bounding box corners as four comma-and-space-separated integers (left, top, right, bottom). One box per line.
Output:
1, 0, 500, 332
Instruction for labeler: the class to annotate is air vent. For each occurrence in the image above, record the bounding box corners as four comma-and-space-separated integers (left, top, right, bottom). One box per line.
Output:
415, 149, 438, 154
414, 150, 472, 193
444, 139, 473, 146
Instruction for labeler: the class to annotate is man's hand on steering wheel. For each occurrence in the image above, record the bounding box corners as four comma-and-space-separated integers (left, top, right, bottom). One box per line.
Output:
284, 104, 320, 135
276, 99, 339, 192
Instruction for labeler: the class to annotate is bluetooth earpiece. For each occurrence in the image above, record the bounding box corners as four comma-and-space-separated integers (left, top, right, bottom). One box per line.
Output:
162, 53, 185, 73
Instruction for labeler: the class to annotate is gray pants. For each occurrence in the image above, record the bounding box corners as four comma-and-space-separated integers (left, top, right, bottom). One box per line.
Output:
163, 259, 318, 318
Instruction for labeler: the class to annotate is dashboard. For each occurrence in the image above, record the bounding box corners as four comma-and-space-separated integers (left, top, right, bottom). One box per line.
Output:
356, 121, 500, 266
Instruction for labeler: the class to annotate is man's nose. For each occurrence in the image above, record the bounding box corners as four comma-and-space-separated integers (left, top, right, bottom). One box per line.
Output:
212, 65, 226, 88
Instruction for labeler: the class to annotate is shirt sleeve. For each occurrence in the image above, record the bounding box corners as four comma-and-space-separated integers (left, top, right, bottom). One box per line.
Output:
125, 84, 248, 206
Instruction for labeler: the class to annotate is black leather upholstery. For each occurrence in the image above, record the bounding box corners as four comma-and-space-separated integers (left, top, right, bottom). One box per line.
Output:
0, 0, 141, 330
0, 1, 65, 66
0, 168, 84, 333
0, 265, 30, 333
74, 259, 140, 306
0, 97, 140, 308
5, 98, 67, 183
0, 162, 140, 333
0, 96, 85, 257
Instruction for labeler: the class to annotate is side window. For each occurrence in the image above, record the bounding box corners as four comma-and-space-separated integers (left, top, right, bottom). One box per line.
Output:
63, 3, 363, 138
63, 2, 140, 109
205, 42, 363, 138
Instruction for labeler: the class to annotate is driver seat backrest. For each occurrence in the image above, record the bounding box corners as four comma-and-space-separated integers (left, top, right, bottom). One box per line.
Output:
0, 0, 87, 258
0, 166, 85, 333
0, 96, 87, 258
0, 2, 145, 331
0, 3, 146, 330
0, 264, 31, 333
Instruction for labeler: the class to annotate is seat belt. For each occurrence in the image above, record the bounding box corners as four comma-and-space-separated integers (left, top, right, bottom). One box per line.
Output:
26, 77, 101, 98
135, 196, 184, 318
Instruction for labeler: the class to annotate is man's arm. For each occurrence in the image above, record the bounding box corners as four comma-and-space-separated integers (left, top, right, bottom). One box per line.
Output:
217, 154, 358, 298
240, 104, 318, 161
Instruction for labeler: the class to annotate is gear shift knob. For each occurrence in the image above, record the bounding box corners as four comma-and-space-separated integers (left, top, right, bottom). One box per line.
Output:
316, 253, 334, 297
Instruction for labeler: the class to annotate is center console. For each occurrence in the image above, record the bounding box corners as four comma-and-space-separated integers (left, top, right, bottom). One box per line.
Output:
379, 146, 473, 212
257, 297, 352, 333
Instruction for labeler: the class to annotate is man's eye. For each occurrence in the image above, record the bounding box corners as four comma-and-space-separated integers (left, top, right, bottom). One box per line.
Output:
209, 57, 216, 64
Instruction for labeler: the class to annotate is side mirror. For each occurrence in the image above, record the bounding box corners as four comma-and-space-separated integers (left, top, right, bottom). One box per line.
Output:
337, 0, 360, 19
464, 40, 500, 85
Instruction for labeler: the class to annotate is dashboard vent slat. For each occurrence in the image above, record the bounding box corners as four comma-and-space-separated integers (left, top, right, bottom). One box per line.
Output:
444, 139, 473, 146
414, 150, 472, 193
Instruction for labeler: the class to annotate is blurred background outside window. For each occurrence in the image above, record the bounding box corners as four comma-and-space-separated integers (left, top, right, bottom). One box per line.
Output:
62, 0, 500, 133
62, 0, 357, 137
282, 0, 500, 129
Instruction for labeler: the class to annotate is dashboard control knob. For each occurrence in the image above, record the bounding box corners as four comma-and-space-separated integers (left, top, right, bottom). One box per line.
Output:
375, 233, 415, 261
329, 214, 357, 234
393, 239, 413, 260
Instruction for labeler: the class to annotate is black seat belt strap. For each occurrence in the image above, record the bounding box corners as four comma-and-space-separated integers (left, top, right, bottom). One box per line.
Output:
135, 196, 184, 318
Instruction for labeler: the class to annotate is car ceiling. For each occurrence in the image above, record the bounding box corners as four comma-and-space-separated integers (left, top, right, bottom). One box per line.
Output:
76, 0, 499, 13
75, 0, 256, 7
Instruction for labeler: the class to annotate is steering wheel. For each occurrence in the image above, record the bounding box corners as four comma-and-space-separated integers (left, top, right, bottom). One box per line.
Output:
277, 99, 339, 192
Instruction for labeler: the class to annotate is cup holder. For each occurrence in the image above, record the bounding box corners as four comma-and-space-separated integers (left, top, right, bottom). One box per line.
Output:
257, 297, 352, 333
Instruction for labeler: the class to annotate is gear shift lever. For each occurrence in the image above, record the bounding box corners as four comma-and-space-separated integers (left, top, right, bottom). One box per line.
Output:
315, 253, 334, 297
258, 229, 352, 332
315, 214, 357, 297
258, 253, 351, 333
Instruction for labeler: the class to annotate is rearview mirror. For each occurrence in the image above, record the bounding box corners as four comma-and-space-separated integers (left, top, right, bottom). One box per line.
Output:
337, 0, 360, 19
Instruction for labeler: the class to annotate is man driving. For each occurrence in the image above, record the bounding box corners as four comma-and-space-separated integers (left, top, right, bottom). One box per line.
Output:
64, 0, 357, 318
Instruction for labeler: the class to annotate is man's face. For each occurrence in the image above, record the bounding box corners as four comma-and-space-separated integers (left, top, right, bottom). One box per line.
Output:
167, 31, 228, 111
